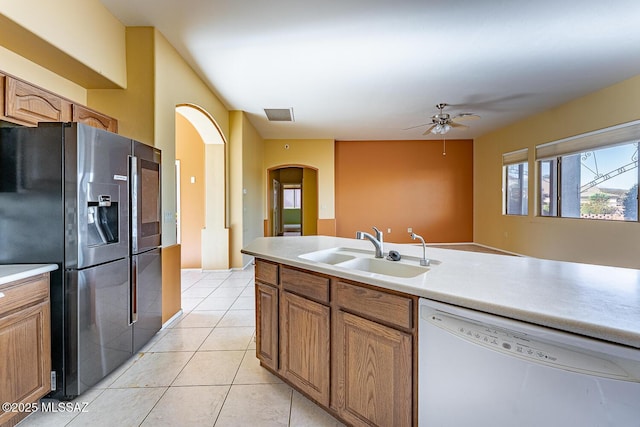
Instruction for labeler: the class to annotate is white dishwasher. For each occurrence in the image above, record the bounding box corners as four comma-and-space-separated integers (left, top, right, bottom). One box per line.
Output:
418, 299, 640, 427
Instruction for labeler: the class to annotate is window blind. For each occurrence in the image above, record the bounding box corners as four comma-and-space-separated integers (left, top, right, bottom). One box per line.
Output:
536, 119, 640, 160
502, 148, 528, 165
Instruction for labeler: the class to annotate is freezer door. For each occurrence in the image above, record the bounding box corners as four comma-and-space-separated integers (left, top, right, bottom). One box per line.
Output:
131, 248, 162, 352
131, 141, 161, 254
69, 123, 131, 269
65, 259, 132, 397
0, 125, 65, 264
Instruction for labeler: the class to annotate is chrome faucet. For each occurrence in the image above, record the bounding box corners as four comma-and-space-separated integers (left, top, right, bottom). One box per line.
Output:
410, 232, 430, 266
356, 226, 384, 258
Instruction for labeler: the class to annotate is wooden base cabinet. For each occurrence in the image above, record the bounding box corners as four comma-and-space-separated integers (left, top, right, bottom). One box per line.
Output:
253, 259, 418, 427
256, 282, 279, 371
280, 291, 330, 406
0, 273, 51, 427
333, 310, 413, 427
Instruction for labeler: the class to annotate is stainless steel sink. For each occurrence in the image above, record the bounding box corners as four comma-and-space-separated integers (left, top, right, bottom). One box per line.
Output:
299, 247, 437, 279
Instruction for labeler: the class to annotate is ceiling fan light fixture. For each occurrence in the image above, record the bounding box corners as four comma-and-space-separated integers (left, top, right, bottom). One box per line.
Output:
431, 122, 451, 135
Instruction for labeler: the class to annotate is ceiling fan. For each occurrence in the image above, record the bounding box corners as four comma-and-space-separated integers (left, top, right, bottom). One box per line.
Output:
407, 103, 480, 135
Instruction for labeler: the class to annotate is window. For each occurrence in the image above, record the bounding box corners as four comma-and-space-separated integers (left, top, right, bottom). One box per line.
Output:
503, 149, 529, 215
536, 121, 639, 222
283, 186, 301, 209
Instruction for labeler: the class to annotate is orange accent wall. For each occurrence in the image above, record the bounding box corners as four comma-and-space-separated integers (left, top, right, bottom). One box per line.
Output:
335, 139, 473, 243
317, 219, 336, 236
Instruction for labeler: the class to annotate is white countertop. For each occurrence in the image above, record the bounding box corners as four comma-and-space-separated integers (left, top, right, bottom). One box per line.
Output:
242, 236, 640, 349
0, 264, 58, 285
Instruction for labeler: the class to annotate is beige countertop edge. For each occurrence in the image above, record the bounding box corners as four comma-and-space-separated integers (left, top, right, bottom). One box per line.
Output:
242, 236, 640, 350
0, 264, 58, 285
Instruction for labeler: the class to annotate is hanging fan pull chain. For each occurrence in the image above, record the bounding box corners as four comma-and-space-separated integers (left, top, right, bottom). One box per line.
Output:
442, 135, 447, 156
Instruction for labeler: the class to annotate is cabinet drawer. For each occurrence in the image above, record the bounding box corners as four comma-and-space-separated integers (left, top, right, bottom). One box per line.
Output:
0, 274, 49, 317
281, 266, 330, 304
335, 281, 413, 329
255, 260, 279, 286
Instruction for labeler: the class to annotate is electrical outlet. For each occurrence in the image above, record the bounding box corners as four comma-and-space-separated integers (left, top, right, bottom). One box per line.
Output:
387, 228, 391, 233
407, 227, 412, 233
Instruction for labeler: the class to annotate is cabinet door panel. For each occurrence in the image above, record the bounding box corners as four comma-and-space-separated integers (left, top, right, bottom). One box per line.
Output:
280, 291, 330, 405
0, 301, 51, 426
72, 104, 118, 133
335, 310, 412, 427
5, 76, 71, 125
255, 282, 278, 370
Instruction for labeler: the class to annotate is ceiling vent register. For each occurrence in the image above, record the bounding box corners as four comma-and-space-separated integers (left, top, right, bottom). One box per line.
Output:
264, 108, 294, 122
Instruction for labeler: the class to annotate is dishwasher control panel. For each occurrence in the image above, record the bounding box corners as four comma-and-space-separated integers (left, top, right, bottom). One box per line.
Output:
425, 308, 637, 381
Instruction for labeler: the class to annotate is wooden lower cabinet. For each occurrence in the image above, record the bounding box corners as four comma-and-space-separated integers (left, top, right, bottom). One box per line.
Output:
333, 310, 413, 427
253, 259, 417, 426
0, 273, 51, 427
255, 282, 279, 371
280, 291, 330, 406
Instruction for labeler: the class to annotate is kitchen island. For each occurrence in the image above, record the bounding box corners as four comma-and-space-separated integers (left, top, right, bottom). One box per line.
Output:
242, 236, 640, 426
243, 235, 640, 349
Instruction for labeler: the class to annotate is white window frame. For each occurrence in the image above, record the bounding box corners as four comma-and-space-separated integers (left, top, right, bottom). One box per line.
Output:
535, 120, 640, 221
502, 148, 529, 216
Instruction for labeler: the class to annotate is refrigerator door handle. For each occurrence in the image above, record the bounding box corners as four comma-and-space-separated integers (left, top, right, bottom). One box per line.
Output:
129, 155, 139, 254
130, 256, 139, 325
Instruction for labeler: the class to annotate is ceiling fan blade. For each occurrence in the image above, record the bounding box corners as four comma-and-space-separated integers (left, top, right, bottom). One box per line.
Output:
449, 122, 469, 129
403, 122, 433, 131
452, 113, 480, 122
422, 124, 437, 135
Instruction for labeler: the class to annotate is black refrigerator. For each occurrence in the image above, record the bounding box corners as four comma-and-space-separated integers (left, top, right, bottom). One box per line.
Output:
0, 122, 162, 399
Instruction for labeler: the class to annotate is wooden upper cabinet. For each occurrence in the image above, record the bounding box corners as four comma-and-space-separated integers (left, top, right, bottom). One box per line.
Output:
1, 72, 118, 133
73, 104, 118, 133
4, 76, 72, 125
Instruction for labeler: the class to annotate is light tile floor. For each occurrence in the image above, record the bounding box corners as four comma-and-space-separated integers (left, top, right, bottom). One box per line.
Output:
19, 268, 344, 427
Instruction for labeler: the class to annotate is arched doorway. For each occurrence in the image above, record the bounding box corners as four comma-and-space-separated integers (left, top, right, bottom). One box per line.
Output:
175, 104, 228, 269
267, 166, 318, 237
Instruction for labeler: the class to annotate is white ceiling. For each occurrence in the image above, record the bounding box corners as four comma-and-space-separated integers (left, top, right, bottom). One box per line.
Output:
99, 0, 640, 141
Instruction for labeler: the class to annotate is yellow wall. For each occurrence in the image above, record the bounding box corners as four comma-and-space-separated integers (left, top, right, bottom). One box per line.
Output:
0, 0, 126, 88
264, 138, 335, 223
302, 168, 319, 235
154, 29, 230, 247
229, 111, 265, 268
475, 74, 640, 269
0, 46, 86, 104
241, 113, 266, 266
88, 27, 155, 144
